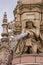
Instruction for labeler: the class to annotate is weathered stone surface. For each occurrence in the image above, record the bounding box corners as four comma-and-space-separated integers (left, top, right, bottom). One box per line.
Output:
0, 0, 43, 65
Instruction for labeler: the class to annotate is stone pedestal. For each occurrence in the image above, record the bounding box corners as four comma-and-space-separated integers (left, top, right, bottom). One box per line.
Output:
12, 54, 43, 65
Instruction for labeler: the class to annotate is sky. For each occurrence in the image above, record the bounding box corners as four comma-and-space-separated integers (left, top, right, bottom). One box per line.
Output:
0, 0, 17, 39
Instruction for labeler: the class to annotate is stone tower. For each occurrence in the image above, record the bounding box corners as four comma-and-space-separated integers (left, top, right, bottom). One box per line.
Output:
0, 12, 12, 65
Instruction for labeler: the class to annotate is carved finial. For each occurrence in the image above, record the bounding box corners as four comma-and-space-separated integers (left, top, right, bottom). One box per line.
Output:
3, 12, 7, 19
1, 12, 8, 42
3, 12, 7, 23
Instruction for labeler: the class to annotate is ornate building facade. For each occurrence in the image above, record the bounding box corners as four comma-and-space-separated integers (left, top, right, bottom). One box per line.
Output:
0, 0, 43, 65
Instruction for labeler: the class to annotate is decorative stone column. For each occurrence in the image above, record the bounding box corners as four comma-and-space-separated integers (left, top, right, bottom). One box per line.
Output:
1, 12, 8, 42
0, 12, 12, 65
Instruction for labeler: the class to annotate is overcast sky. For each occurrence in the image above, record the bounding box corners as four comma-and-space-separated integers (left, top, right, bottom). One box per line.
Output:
0, 0, 17, 39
